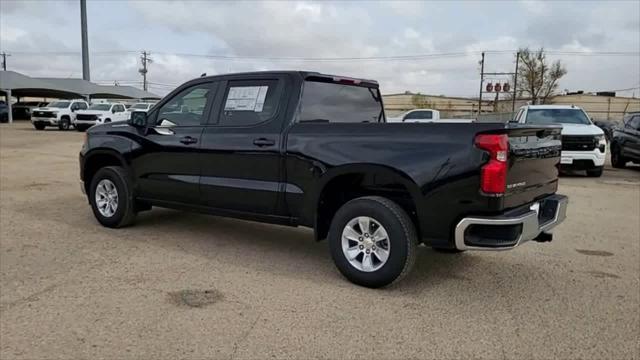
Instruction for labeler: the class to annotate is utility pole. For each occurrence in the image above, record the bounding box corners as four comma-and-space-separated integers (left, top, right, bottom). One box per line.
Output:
80, 0, 90, 81
478, 52, 485, 116
512, 51, 520, 112
139, 51, 152, 91
1, 52, 9, 71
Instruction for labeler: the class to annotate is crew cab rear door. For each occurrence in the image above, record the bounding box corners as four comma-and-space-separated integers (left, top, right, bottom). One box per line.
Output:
199, 74, 291, 216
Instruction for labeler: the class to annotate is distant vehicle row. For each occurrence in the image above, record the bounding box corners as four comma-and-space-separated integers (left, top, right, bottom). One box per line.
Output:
29, 101, 155, 131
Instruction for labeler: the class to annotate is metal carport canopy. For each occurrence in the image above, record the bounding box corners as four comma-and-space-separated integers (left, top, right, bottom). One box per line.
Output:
0, 71, 84, 99
35, 78, 160, 100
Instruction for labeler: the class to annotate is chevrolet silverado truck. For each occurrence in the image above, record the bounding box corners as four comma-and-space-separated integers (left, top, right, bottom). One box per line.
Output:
32, 100, 89, 130
513, 105, 607, 177
79, 71, 568, 288
74, 102, 129, 131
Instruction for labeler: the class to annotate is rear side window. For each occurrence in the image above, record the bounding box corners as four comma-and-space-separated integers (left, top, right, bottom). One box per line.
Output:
404, 111, 432, 120
299, 81, 383, 123
220, 79, 280, 126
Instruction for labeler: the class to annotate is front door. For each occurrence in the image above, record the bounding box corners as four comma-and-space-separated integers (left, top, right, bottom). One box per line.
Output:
131, 81, 218, 204
199, 76, 289, 216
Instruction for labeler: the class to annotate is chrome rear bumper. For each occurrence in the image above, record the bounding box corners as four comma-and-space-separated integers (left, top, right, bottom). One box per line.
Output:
454, 195, 568, 251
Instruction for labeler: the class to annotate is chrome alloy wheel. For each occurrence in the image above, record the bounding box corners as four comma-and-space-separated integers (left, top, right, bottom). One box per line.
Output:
341, 216, 391, 272
95, 179, 119, 217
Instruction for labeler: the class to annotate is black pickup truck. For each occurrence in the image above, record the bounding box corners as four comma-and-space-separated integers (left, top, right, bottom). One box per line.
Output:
79, 71, 568, 287
611, 112, 640, 168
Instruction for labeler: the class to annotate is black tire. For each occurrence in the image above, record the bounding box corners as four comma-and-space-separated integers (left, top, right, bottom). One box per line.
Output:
33, 123, 45, 130
586, 167, 604, 177
328, 196, 417, 288
76, 126, 86, 132
58, 116, 71, 130
611, 146, 626, 169
89, 166, 137, 228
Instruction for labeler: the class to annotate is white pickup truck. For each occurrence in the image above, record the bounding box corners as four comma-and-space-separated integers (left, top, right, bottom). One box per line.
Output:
74, 103, 129, 131
387, 109, 473, 123
513, 105, 606, 177
31, 100, 89, 130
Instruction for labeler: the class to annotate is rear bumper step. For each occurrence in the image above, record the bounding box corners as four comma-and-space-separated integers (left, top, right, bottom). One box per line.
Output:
454, 194, 568, 251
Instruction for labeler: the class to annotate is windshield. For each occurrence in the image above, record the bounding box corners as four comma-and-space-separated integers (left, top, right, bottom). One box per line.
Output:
48, 101, 70, 108
130, 103, 149, 110
526, 109, 591, 125
88, 104, 112, 111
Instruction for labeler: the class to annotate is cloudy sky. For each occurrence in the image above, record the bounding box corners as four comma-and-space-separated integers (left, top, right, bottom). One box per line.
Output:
1, 0, 639, 97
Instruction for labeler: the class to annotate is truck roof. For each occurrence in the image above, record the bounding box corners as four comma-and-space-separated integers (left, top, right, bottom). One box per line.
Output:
524, 104, 582, 110
200, 70, 379, 87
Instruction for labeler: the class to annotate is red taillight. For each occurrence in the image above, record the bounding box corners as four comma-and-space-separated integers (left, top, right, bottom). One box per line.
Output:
475, 134, 508, 194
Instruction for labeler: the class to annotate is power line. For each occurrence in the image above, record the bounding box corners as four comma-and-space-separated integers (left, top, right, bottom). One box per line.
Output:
4, 49, 638, 62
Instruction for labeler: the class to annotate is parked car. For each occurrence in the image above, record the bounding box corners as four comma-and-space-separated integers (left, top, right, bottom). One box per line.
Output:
128, 102, 156, 112
387, 109, 473, 123
12, 101, 49, 120
79, 71, 568, 288
31, 100, 89, 130
74, 103, 129, 131
513, 105, 606, 177
593, 119, 617, 141
0, 102, 8, 123
610, 112, 640, 168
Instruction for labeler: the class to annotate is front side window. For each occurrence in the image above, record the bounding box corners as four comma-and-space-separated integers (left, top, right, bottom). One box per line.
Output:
114, 105, 125, 112
404, 111, 433, 120
77, 102, 87, 110
48, 101, 71, 108
525, 109, 591, 125
156, 83, 215, 126
627, 116, 640, 130
299, 81, 383, 123
220, 79, 280, 126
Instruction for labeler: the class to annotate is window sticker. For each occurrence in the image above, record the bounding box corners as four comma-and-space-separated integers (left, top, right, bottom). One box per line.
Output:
225, 86, 269, 112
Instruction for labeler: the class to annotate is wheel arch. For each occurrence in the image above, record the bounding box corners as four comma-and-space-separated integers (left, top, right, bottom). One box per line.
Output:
82, 149, 130, 195
312, 164, 423, 242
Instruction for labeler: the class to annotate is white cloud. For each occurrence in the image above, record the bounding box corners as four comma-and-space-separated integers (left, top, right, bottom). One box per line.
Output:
0, 0, 638, 97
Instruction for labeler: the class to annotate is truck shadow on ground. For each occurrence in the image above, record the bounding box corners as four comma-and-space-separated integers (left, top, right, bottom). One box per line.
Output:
121, 208, 555, 295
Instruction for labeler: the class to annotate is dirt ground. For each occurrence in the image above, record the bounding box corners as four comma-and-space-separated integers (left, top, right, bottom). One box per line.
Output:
1, 122, 639, 359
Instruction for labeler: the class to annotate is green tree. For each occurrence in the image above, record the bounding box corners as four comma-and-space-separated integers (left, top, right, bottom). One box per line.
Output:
516, 48, 567, 104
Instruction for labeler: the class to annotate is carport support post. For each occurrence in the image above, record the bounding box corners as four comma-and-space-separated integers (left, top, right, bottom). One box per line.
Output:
6, 89, 13, 124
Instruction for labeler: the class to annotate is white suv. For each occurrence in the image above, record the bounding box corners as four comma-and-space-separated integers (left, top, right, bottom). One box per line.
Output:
74, 103, 129, 131
513, 105, 606, 177
31, 100, 89, 131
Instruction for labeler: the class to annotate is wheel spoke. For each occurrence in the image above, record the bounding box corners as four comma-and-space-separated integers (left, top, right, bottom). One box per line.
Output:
343, 225, 361, 241
346, 247, 361, 260
358, 217, 370, 234
371, 226, 388, 241
362, 253, 373, 271
373, 247, 389, 263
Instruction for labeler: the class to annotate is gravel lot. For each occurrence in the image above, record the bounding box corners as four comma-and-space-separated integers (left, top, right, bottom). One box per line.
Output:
1, 122, 639, 359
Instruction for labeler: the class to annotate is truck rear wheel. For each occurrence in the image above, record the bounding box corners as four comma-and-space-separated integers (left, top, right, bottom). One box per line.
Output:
89, 166, 137, 228
34, 123, 45, 130
328, 196, 417, 288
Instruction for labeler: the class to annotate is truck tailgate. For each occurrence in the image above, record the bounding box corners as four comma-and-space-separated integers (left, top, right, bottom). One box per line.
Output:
504, 125, 562, 209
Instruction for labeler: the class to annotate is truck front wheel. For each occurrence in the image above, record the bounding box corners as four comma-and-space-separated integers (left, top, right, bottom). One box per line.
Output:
586, 167, 604, 177
89, 166, 137, 228
58, 117, 71, 130
328, 196, 417, 288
